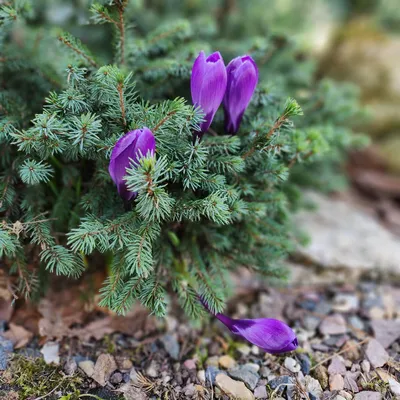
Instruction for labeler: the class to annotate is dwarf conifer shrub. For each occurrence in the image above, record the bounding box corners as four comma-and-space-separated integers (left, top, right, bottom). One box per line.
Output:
0, 0, 365, 317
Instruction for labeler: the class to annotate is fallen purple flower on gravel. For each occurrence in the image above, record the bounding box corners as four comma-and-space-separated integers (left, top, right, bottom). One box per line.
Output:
109, 127, 156, 201
200, 297, 298, 354
224, 55, 258, 134
191, 51, 227, 133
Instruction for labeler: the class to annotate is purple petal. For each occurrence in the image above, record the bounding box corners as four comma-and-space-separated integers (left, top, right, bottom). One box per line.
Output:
191, 51, 207, 106
132, 127, 156, 163
108, 127, 156, 202
227, 317, 298, 354
109, 130, 139, 187
191, 51, 227, 133
199, 295, 297, 354
224, 55, 258, 134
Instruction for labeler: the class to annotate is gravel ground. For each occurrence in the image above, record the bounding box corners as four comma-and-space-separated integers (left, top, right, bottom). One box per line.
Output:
0, 278, 399, 399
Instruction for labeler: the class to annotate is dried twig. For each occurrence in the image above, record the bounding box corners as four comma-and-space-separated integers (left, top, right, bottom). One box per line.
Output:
310, 337, 370, 371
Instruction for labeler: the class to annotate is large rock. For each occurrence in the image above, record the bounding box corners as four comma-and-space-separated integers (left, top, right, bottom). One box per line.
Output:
293, 192, 400, 281
321, 18, 400, 138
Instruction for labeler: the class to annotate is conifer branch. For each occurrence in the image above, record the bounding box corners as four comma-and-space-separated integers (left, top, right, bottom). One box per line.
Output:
116, 1, 126, 66
58, 35, 98, 68
153, 110, 177, 132
117, 82, 127, 126
1, 5, 364, 316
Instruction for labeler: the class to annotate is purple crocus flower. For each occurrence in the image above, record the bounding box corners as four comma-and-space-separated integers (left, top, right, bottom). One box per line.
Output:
201, 298, 298, 354
223, 55, 258, 134
191, 51, 227, 133
108, 127, 156, 201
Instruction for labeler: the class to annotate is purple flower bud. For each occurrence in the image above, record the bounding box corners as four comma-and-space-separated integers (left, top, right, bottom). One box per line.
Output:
200, 297, 298, 354
109, 127, 156, 201
223, 55, 258, 134
216, 313, 298, 354
191, 51, 227, 133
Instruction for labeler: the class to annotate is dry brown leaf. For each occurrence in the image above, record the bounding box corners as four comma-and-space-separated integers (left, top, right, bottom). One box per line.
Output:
67, 309, 157, 342
11, 303, 42, 335
38, 295, 156, 341
0, 298, 13, 322
0, 269, 14, 322
36, 281, 101, 339
8, 274, 156, 343
3, 322, 33, 348
68, 317, 114, 341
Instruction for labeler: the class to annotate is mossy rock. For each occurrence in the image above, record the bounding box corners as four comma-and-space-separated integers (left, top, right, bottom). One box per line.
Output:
377, 134, 400, 173
320, 17, 400, 137
3, 355, 83, 400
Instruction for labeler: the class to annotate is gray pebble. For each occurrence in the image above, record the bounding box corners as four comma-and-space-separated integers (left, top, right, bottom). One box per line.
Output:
0, 337, 14, 371
260, 366, 271, 378
0, 337, 13, 353
269, 375, 294, 394
0, 347, 8, 371
303, 315, 321, 331
160, 334, 180, 360
228, 365, 260, 390
298, 353, 311, 375
348, 315, 365, 331
110, 372, 123, 384
205, 366, 225, 384
64, 358, 78, 375
146, 360, 159, 378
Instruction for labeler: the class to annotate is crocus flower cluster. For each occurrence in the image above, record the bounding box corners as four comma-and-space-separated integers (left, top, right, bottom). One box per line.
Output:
109, 127, 156, 202
108, 58, 296, 353
201, 298, 298, 354
110, 51, 258, 201
191, 51, 258, 135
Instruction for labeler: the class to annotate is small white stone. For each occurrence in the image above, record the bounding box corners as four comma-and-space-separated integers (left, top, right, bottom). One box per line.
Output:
338, 390, 353, 400
146, 360, 159, 378
254, 385, 268, 398
218, 355, 236, 369
197, 370, 206, 383
40, 342, 60, 365
388, 378, 400, 396
332, 293, 359, 312
329, 374, 344, 391
284, 357, 301, 373
251, 345, 260, 355
79, 360, 95, 377
129, 367, 138, 383
244, 363, 260, 373
237, 344, 251, 356
361, 360, 371, 373
344, 359, 353, 368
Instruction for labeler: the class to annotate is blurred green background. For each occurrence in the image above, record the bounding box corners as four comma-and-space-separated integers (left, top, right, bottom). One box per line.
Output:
27, 0, 400, 172
8, 0, 400, 172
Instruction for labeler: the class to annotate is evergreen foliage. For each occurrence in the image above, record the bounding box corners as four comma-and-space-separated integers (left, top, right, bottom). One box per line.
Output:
0, 0, 366, 316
